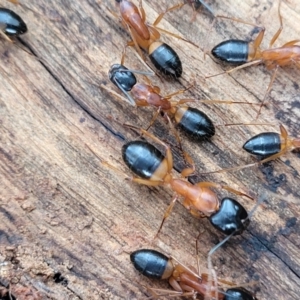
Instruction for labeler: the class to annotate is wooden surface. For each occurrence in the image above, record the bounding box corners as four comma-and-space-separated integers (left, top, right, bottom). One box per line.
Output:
0, 0, 300, 299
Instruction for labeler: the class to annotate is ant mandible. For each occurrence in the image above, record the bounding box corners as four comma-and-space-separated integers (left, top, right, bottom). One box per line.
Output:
103, 125, 255, 238
130, 248, 258, 299
206, 0, 300, 118
115, 0, 198, 77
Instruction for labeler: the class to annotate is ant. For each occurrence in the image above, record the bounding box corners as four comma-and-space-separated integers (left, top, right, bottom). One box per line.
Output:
114, 0, 198, 77
130, 248, 258, 299
242, 124, 300, 161
102, 63, 263, 148
103, 125, 256, 238
0, 7, 27, 42
198, 124, 300, 175
105, 63, 215, 143
206, 0, 300, 118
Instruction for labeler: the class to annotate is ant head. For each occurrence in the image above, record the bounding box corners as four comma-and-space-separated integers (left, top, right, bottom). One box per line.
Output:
209, 198, 249, 235
109, 64, 137, 92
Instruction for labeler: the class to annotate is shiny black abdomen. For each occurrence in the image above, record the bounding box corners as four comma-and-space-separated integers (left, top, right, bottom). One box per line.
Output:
122, 141, 164, 179
225, 288, 257, 300
209, 198, 249, 235
0, 8, 27, 36
243, 132, 281, 157
211, 40, 248, 65
130, 249, 168, 279
109, 64, 137, 92
178, 107, 215, 139
149, 43, 182, 78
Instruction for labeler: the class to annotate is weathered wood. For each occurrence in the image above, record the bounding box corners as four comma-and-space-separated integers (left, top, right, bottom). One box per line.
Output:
0, 0, 299, 299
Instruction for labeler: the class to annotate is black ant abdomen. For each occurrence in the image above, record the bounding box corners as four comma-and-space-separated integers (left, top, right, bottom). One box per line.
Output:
122, 141, 166, 179
0, 8, 27, 37
130, 249, 172, 280
211, 40, 249, 65
209, 198, 249, 235
175, 107, 215, 139
243, 132, 281, 157
149, 42, 182, 78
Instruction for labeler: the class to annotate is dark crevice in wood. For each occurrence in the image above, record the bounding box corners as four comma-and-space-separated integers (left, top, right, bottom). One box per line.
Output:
17, 37, 125, 141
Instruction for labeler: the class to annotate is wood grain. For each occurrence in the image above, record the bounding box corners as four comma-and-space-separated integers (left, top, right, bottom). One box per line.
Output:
0, 0, 299, 299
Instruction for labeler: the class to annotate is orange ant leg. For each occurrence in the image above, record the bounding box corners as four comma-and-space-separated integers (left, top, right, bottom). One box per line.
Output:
144, 107, 162, 131
121, 41, 135, 65
282, 40, 300, 47
153, 3, 186, 27
205, 59, 262, 79
269, 0, 283, 48
146, 287, 195, 298
138, 0, 146, 23
195, 182, 255, 202
150, 3, 199, 48
126, 25, 146, 62
163, 84, 194, 99
154, 194, 179, 239
255, 65, 279, 119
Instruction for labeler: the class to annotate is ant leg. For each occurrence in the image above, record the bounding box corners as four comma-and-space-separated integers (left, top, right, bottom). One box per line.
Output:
197, 148, 289, 176
282, 40, 300, 47
154, 194, 179, 239
195, 182, 254, 202
126, 24, 145, 61
163, 113, 196, 176
121, 41, 134, 65
205, 59, 261, 79
147, 287, 194, 298
138, 0, 146, 23
150, 3, 198, 48
255, 65, 279, 119
145, 107, 162, 131
163, 84, 195, 99
153, 3, 186, 27
269, 0, 283, 48
150, 24, 199, 48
